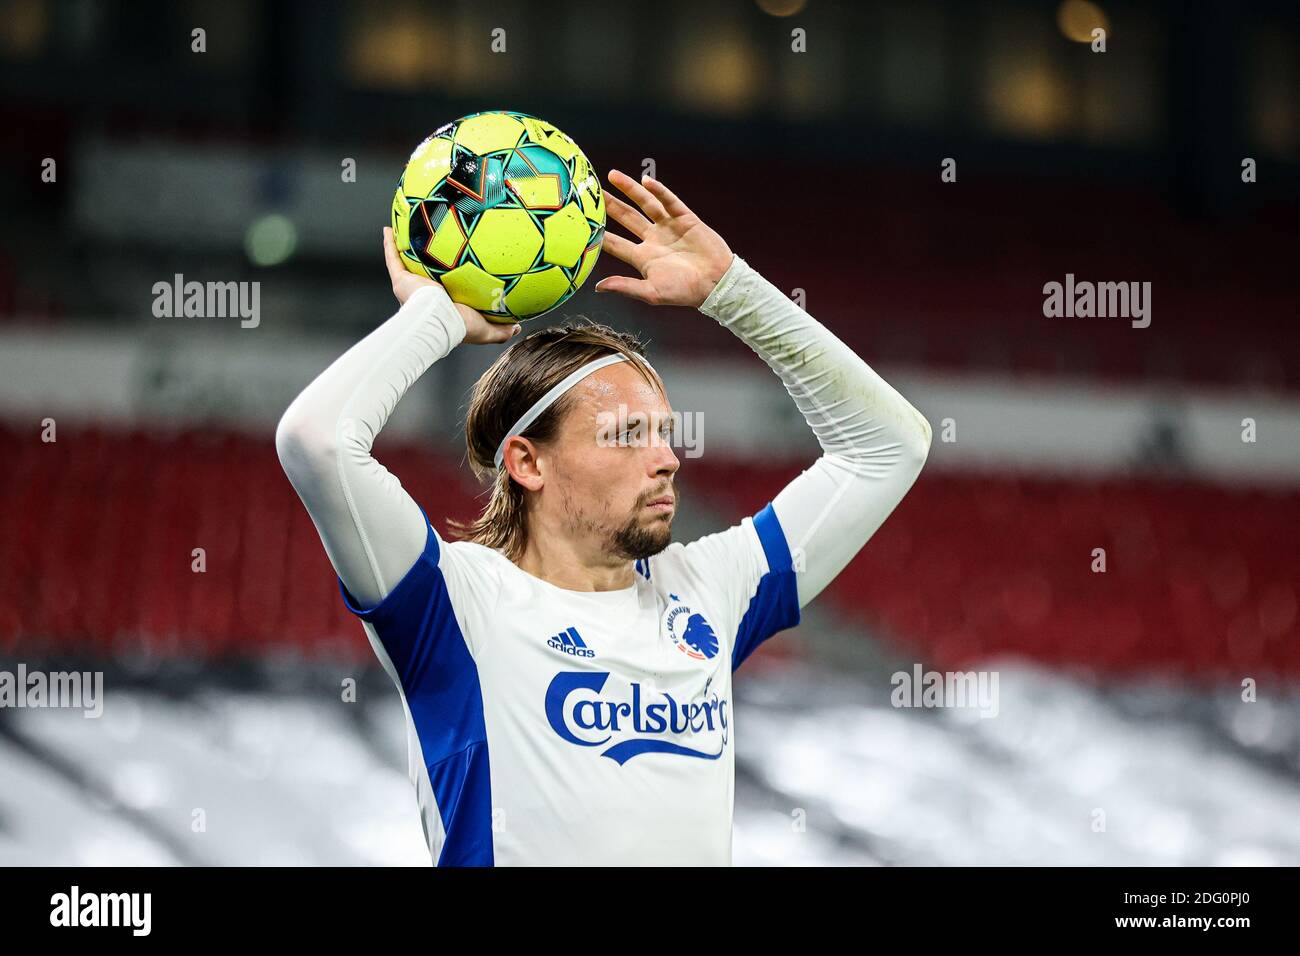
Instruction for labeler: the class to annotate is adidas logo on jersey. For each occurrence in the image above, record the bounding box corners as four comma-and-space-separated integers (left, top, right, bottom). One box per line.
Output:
546, 626, 596, 659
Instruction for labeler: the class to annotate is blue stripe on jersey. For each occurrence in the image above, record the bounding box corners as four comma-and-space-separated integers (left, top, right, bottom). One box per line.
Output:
731, 502, 802, 673
337, 511, 494, 866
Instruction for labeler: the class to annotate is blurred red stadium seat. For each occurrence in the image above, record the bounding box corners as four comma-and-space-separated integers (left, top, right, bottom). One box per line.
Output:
3, 419, 1294, 679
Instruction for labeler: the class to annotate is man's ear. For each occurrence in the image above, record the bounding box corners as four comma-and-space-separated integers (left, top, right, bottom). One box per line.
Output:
504, 438, 545, 492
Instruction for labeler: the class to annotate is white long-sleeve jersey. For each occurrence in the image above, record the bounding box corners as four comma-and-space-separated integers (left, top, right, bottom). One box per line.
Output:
275, 254, 931, 866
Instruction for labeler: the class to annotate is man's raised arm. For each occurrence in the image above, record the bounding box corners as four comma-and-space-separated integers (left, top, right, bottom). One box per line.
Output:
699, 253, 932, 608
274, 228, 516, 608
594, 169, 931, 611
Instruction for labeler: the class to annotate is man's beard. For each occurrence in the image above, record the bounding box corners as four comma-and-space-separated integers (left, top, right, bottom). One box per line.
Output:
560, 483, 676, 562
607, 507, 673, 561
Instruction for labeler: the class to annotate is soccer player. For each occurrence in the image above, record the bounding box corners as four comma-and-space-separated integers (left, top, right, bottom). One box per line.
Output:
275, 169, 932, 865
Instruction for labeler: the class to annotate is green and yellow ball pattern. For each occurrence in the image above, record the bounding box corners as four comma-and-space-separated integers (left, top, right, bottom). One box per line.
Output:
392, 110, 606, 323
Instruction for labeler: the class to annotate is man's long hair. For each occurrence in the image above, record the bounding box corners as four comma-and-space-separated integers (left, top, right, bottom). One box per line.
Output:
446, 319, 663, 562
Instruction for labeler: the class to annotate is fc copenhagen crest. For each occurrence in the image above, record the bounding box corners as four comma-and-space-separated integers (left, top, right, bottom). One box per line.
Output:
662, 593, 719, 661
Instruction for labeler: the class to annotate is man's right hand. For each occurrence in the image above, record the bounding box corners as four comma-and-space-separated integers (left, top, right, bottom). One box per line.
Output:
383, 226, 520, 344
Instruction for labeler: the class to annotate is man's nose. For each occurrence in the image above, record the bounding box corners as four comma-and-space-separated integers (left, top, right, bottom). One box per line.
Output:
649, 435, 679, 476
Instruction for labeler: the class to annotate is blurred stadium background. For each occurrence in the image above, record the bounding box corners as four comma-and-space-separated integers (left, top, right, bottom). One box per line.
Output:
1, 0, 1299, 865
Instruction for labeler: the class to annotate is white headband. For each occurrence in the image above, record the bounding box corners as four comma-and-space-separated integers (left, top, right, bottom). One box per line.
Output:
494, 352, 656, 469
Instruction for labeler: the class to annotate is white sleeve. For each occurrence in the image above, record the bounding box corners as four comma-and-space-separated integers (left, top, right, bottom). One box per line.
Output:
697, 254, 932, 610
274, 284, 468, 609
